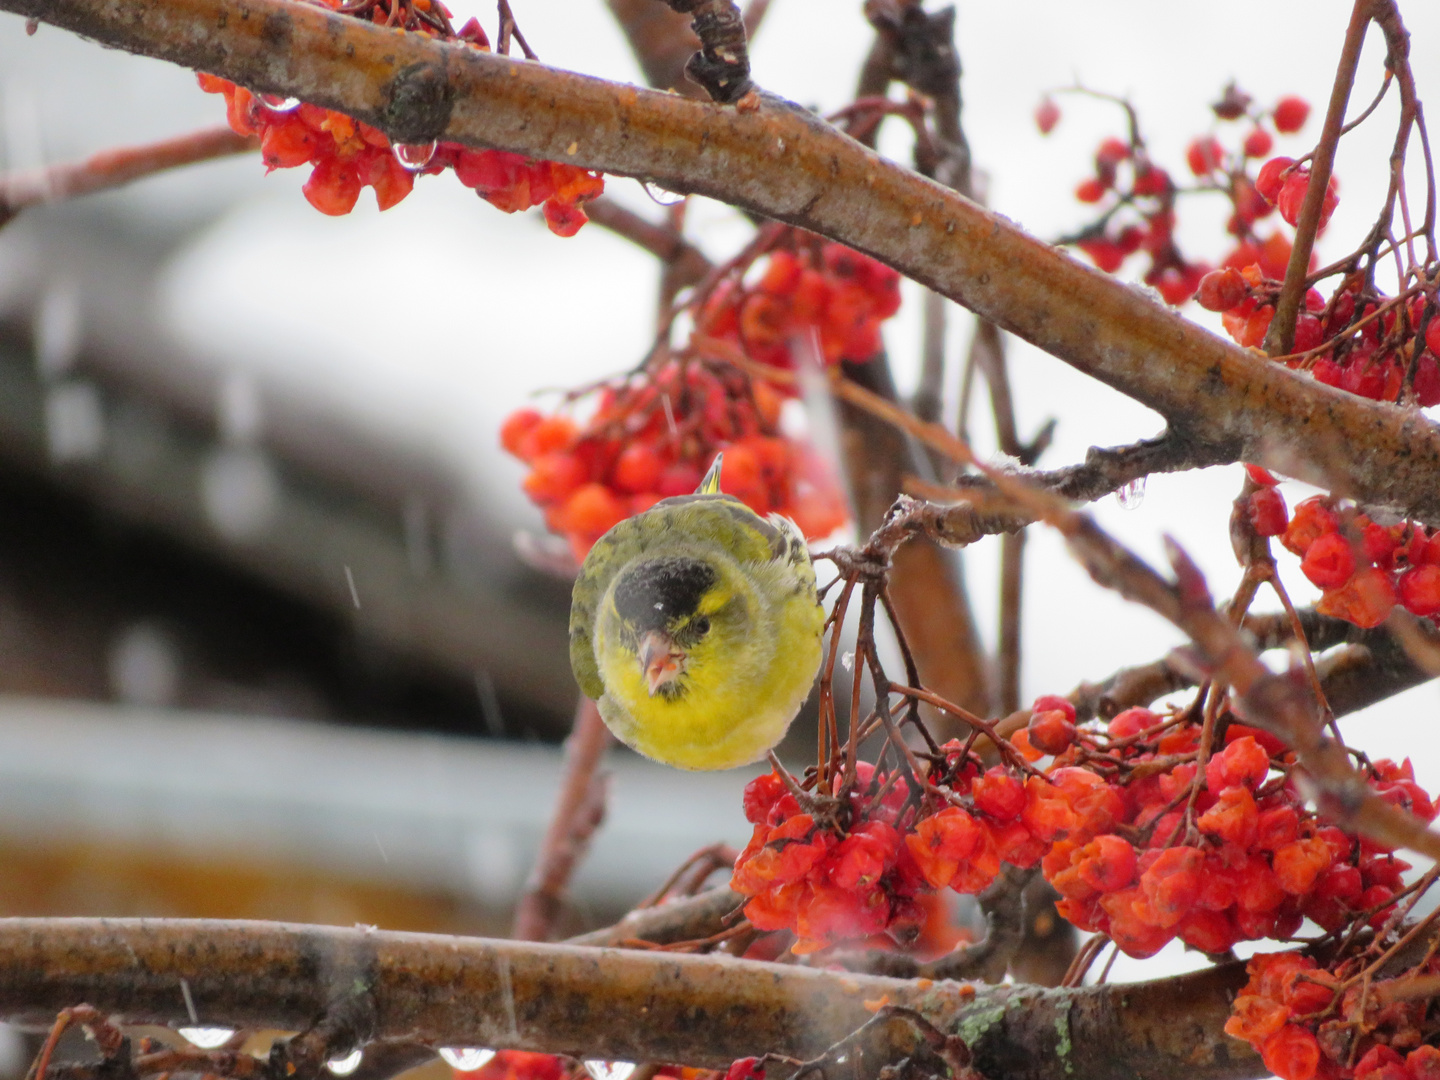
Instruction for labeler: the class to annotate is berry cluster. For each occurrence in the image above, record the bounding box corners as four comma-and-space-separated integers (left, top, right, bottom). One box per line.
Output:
1199, 261, 1440, 406
1040, 86, 1315, 307
196, 0, 602, 232
695, 236, 903, 369
730, 691, 1433, 961
1238, 476, 1440, 627
1226, 951, 1440, 1080
1041, 702, 1427, 959
502, 361, 848, 561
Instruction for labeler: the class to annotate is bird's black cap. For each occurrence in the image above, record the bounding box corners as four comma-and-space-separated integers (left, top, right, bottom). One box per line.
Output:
613, 556, 716, 632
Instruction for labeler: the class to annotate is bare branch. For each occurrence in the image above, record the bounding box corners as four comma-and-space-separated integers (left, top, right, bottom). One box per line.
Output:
0, 125, 255, 227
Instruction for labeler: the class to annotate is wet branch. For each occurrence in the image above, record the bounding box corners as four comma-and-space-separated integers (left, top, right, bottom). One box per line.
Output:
0, 917, 1262, 1080
0, 125, 255, 228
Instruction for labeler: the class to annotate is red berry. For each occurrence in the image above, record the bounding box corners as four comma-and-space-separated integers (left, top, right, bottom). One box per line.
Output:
1035, 97, 1060, 135
1027, 709, 1076, 755
1273, 838, 1334, 894
1079, 237, 1125, 271
1186, 137, 1224, 177
1317, 566, 1398, 629
1255, 157, 1295, 204
1260, 1025, 1320, 1080
725, 1058, 765, 1080
1108, 707, 1158, 740
1206, 735, 1271, 791
1243, 128, 1274, 158
1247, 487, 1289, 536
500, 409, 545, 459
1281, 496, 1338, 556
1196, 267, 1248, 312
303, 157, 362, 216
1075, 177, 1108, 204
1031, 694, 1076, 722
1300, 531, 1356, 588
973, 767, 1027, 821
1096, 138, 1130, 166
612, 444, 663, 494
522, 452, 587, 505
1400, 564, 1440, 616
556, 483, 627, 542
1272, 96, 1311, 134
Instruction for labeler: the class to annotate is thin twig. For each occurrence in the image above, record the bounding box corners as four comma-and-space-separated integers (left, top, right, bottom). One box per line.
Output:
513, 698, 612, 941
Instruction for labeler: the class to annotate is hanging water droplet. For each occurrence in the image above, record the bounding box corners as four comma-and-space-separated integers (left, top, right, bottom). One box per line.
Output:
1115, 477, 1146, 510
178, 1028, 234, 1049
326, 1049, 363, 1076
639, 179, 685, 207
584, 1062, 636, 1080
394, 141, 437, 171
256, 92, 300, 112
439, 1049, 496, 1071
841, 651, 854, 671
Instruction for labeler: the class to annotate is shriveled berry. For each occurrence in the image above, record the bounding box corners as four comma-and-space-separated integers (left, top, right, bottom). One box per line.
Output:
1028, 709, 1076, 755
1248, 487, 1288, 536
1196, 267, 1248, 312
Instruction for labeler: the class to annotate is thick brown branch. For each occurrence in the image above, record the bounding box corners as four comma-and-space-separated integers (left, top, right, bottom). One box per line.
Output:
0, 125, 255, 226
0, 918, 1261, 1080
12, 0, 1440, 521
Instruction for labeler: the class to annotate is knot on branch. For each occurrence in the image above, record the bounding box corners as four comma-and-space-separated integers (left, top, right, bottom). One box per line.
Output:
380, 60, 452, 143
656, 0, 752, 104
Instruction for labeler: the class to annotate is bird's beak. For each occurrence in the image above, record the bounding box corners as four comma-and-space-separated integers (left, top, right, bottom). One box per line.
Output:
638, 629, 685, 695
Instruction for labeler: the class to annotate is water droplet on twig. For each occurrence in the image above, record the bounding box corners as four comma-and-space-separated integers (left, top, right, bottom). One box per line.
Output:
394, 141, 437, 171
439, 1049, 496, 1071
639, 180, 685, 207
257, 92, 300, 112
178, 1028, 234, 1049
584, 1062, 636, 1080
326, 1050, 363, 1076
1115, 477, 1146, 510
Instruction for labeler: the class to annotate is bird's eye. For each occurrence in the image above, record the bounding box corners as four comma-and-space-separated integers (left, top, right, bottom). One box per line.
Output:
694, 616, 711, 635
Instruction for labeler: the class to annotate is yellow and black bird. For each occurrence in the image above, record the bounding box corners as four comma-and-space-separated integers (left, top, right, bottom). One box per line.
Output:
569, 455, 824, 770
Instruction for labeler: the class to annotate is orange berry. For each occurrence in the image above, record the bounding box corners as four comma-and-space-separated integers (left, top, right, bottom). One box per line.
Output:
302, 157, 362, 216
500, 408, 545, 459
556, 483, 627, 541
612, 444, 663, 494
522, 453, 587, 505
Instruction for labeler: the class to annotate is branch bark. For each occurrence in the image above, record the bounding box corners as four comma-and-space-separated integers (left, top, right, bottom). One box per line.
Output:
0, 918, 1261, 1080
0, 125, 255, 226
10, 0, 1440, 522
